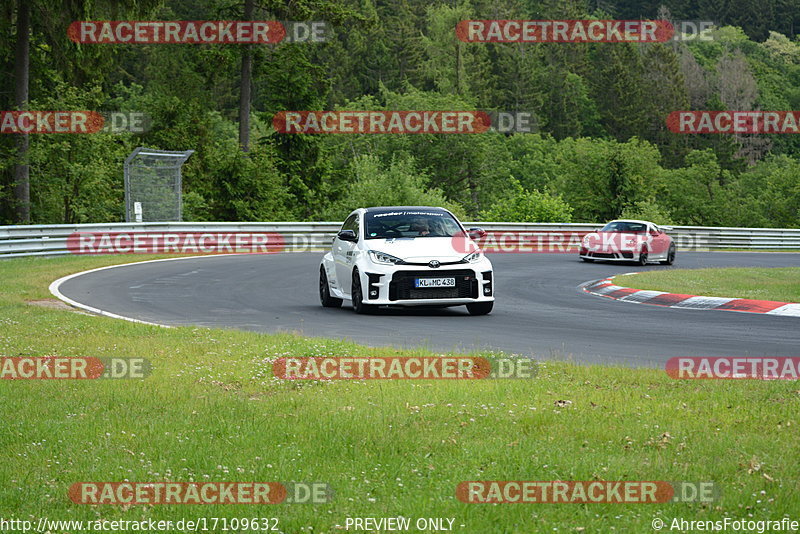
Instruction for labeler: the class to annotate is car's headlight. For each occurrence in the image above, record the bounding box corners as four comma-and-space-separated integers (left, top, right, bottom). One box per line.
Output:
462, 251, 482, 263
368, 250, 405, 265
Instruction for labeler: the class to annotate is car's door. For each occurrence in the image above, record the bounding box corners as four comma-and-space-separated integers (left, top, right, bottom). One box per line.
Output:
648, 224, 669, 257
334, 213, 360, 295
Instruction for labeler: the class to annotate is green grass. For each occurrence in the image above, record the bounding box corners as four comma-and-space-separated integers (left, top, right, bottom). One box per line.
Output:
1, 255, 799, 532
622, 267, 800, 302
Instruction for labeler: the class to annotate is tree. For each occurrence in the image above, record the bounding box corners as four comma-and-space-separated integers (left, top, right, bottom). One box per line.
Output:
713, 50, 771, 163
620, 199, 674, 225
421, 2, 496, 106
678, 45, 712, 109
551, 137, 662, 221
6, 0, 161, 223
12, 0, 30, 222
321, 154, 462, 220
590, 42, 648, 141
640, 43, 691, 166
209, 143, 293, 221
238, 0, 255, 151
27, 84, 134, 223
481, 178, 573, 222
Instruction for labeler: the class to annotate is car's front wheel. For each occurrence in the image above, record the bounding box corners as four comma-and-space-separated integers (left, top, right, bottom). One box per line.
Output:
637, 247, 649, 266
466, 301, 493, 316
319, 267, 342, 308
660, 244, 676, 265
351, 268, 375, 314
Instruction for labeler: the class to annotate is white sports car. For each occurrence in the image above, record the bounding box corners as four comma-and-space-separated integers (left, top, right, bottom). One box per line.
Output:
319, 207, 495, 315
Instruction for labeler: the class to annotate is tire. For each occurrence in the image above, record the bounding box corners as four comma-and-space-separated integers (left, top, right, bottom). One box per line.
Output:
660, 244, 676, 265
581, 257, 594, 263
351, 268, 375, 314
467, 301, 493, 316
319, 267, 342, 308
637, 248, 649, 266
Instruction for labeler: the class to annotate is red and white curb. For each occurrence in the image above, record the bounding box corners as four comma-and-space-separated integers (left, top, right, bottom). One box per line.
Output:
581, 273, 800, 317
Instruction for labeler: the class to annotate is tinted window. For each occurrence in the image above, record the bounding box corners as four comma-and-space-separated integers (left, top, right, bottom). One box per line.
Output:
340, 213, 359, 240
341, 214, 356, 231
364, 210, 462, 239
601, 221, 647, 233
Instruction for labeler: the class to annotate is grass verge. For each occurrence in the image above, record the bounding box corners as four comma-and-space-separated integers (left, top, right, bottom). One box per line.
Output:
0, 255, 798, 532
622, 267, 800, 302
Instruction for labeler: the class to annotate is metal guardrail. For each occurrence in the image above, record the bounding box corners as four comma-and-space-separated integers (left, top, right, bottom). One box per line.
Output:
1, 221, 800, 258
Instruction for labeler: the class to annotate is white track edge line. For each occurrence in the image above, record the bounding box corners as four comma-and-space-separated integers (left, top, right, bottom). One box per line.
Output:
48, 254, 260, 328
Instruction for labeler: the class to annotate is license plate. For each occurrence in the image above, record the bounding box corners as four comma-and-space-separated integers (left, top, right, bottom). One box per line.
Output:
415, 277, 456, 288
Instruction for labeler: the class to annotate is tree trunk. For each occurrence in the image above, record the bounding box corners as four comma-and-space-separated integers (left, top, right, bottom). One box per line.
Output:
238, 0, 255, 152
13, 0, 30, 223
455, 39, 461, 95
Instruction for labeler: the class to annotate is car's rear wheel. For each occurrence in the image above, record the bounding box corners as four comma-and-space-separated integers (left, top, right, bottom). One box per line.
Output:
467, 301, 493, 316
660, 244, 676, 265
637, 248, 649, 266
351, 268, 375, 314
319, 267, 342, 308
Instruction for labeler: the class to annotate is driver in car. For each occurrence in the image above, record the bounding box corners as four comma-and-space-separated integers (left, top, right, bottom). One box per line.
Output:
409, 219, 431, 236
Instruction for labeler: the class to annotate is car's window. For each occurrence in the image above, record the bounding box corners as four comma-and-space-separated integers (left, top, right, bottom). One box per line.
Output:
339, 213, 359, 240
341, 214, 357, 232
601, 221, 647, 233
364, 210, 462, 239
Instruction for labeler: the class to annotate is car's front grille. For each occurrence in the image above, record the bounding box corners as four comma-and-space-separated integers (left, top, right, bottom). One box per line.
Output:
402, 260, 465, 266
389, 269, 477, 301
588, 252, 634, 259
408, 288, 461, 299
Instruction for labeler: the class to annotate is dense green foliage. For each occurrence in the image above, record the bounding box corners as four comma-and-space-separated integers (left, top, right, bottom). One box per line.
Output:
1, 0, 799, 225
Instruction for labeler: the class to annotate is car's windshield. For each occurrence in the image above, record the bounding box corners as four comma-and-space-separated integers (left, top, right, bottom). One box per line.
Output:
365, 210, 462, 239
601, 221, 648, 233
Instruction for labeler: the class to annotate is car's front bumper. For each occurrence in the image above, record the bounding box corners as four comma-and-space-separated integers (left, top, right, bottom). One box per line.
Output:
359, 261, 494, 306
579, 248, 635, 261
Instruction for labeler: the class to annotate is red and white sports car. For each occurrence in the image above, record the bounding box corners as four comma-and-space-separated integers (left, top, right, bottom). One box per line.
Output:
579, 219, 675, 266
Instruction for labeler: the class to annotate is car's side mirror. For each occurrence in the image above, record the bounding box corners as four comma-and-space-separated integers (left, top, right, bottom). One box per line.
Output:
337, 229, 357, 242
468, 227, 486, 239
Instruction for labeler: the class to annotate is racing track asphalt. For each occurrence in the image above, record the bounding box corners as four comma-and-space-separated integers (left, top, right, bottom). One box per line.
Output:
55, 252, 800, 367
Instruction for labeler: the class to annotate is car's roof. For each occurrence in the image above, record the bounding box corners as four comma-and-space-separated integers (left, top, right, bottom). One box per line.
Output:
607, 219, 653, 226
362, 206, 450, 214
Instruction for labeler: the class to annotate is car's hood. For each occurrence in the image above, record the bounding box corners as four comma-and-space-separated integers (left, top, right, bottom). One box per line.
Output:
365, 237, 473, 262
586, 231, 651, 252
